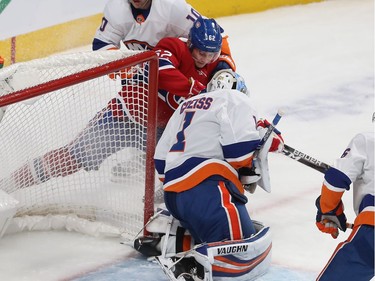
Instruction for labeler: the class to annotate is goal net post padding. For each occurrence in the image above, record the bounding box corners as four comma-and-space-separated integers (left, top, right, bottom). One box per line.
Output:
0, 50, 158, 241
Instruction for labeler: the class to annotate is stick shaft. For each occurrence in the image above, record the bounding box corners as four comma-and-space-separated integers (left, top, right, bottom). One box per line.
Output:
253, 110, 284, 159
281, 144, 331, 173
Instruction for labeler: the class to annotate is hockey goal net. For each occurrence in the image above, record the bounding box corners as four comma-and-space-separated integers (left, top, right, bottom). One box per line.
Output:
0, 50, 158, 241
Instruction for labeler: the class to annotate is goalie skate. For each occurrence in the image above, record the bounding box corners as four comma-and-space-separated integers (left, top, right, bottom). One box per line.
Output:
134, 235, 162, 257
110, 150, 146, 182
155, 256, 207, 281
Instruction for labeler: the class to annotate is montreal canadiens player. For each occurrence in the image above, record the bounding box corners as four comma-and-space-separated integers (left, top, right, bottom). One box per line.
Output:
0, 18, 235, 196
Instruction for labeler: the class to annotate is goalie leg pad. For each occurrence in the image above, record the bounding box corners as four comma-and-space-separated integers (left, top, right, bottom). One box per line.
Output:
154, 221, 271, 281
205, 222, 272, 280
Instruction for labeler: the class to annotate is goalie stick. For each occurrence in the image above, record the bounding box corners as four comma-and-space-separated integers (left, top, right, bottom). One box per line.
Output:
281, 144, 331, 174
254, 109, 284, 160
244, 109, 284, 193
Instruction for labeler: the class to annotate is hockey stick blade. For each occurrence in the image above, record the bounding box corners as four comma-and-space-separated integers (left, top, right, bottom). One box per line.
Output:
281, 144, 331, 174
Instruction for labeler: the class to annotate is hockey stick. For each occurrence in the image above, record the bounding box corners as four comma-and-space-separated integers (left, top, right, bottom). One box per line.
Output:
253, 109, 285, 160
282, 147, 356, 233
281, 144, 331, 174
243, 109, 284, 193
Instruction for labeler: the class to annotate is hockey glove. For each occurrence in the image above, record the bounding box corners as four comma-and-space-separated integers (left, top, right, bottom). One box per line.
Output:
188, 77, 206, 98
315, 196, 347, 239
256, 119, 284, 152
239, 166, 261, 193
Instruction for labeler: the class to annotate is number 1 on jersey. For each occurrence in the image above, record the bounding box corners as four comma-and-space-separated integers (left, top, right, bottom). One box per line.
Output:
170, 111, 195, 152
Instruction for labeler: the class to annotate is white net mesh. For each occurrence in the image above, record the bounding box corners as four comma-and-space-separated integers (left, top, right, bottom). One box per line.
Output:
0, 50, 157, 240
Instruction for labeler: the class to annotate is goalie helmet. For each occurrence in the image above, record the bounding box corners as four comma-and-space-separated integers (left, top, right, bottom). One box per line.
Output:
207, 69, 249, 95
188, 17, 223, 53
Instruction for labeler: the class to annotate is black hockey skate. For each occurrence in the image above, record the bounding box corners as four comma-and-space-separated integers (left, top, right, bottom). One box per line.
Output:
172, 257, 205, 281
134, 236, 162, 257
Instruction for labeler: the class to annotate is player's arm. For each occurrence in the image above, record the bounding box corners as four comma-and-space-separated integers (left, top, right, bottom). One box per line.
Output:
219, 96, 260, 169
92, 1, 125, 51
316, 133, 370, 237
168, 0, 202, 38
315, 139, 359, 238
155, 39, 205, 97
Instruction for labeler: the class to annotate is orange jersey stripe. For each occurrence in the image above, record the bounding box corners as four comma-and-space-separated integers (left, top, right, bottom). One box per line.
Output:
321, 184, 344, 213
164, 162, 244, 193
228, 155, 253, 170
218, 181, 242, 240
354, 210, 375, 226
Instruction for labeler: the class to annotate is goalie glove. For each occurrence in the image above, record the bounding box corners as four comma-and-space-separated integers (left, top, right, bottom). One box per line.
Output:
257, 119, 284, 152
315, 196, 347, 239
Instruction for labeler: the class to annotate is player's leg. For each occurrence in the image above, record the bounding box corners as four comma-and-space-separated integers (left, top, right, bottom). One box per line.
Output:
0, 101, 141, 192
144, 217, 271, 281
317, 224, 374, 281
165, 176, 255, 243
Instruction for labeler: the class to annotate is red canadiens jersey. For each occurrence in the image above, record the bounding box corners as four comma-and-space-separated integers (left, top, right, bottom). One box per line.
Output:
154, 37, 220, 128
107, 38, 221, 129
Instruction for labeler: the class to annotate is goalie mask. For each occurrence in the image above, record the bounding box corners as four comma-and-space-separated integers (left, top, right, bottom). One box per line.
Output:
207, 69, 249, 95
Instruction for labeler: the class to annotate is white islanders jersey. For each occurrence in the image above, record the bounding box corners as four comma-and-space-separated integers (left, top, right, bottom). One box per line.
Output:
154, 89, 260, 193
94, 0, 200, 51
334, 131, 374, 214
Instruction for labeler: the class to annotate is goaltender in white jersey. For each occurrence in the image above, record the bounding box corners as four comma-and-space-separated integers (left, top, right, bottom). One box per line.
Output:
93, 0, 201, 51
134, 70, 285, 280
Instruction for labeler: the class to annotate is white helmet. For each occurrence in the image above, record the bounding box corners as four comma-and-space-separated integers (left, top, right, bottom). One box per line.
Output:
207, 69, 249, 95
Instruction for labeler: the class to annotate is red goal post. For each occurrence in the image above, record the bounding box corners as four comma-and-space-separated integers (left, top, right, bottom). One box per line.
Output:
0, 50, 158, 241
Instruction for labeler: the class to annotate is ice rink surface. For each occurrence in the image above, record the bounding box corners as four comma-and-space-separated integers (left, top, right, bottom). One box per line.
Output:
0, 0, 373, 280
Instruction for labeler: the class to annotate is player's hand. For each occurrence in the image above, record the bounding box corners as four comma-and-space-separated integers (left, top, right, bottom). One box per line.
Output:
108, 65, 143, 81
257, 119, 284, 152
188, 77, 205, 97
315, 196, 347, 239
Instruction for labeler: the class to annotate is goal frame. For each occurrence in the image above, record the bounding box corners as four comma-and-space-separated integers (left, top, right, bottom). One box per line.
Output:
0, 50, 159, 232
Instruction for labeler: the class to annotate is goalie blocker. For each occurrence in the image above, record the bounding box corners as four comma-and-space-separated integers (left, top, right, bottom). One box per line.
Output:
134, 209, 272, 281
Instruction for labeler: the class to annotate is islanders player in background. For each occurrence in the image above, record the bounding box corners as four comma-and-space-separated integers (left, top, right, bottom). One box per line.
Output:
93, 0, 199, 51
92, 0, 235, 70
315, 126, 374, 281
